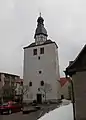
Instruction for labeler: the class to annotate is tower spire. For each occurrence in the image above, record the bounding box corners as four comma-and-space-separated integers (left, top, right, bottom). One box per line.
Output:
34, 14, 48, 41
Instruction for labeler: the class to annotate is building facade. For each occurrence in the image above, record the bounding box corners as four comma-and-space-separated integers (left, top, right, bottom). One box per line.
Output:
65, 45, 86, 120
23, 15, 60, 103
0, 72, 20, 103
60, 77, 71, 100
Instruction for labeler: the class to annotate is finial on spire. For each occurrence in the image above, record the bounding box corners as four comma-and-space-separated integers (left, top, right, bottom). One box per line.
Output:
37, 12, 44, 24
39, 12, 41, 17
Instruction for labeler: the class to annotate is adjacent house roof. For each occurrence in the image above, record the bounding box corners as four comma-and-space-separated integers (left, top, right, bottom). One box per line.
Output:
60, 77, 70, 87
65, 45, 86, 76
0, 72, 20, 77
24, 39, 58, 49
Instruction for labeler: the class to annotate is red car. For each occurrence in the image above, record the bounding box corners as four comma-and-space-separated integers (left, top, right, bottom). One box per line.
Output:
0, 101, 22, 115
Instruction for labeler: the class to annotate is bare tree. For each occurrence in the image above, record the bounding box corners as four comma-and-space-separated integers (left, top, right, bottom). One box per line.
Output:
39, 83, 52, 102
0, 84, 17, 103
17, 85, 29, 103
18, 85, 29, 95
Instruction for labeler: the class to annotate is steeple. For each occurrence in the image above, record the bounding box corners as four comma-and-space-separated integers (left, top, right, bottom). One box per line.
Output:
34, 14, 48, 44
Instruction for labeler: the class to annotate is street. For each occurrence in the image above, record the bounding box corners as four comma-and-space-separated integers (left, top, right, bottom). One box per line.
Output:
0, 104, 58, 120
1, 111, 41, 120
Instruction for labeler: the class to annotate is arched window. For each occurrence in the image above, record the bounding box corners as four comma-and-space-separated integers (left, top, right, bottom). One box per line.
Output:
38, 56, 40, 60
39, 71, 42, 74
40, 81, 44, 86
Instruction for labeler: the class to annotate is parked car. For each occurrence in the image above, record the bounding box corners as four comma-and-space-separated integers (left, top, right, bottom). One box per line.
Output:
0, 101, 22, 115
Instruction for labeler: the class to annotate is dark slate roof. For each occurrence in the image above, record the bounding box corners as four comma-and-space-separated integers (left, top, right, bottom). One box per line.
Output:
24, 40, 58, 49
34, 24, 47, 38
34, 16, 48, 38
65, 45, 86, 75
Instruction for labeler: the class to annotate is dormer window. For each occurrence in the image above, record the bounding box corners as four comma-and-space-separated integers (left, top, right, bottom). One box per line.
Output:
40, 35, 43, 41
35, 35, 46, 45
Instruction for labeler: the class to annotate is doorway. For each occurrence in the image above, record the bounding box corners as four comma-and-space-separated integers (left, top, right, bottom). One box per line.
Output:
61, 95, 64, 99
37, 94, 42, 104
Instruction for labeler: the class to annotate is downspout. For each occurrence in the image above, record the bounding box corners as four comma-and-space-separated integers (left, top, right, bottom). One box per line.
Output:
65, 71, 76, 120
70, 78, 76, 120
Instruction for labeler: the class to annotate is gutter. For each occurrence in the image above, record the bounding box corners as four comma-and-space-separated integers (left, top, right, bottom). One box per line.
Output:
64, 70, 76, 120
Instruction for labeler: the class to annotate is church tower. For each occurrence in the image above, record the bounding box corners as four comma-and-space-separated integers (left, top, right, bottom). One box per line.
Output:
23, 14, 60, 103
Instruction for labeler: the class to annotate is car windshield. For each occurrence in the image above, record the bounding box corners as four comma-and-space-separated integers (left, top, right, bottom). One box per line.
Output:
2, 103, 8, 106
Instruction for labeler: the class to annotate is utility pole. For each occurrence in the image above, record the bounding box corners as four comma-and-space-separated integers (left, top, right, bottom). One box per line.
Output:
65, 74, 76, 120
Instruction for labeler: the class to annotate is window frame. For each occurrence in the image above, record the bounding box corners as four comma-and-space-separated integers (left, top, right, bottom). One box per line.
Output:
33, 48, 37, 55
40, 81, 44, 86
29, 81, 32, 87
40, 47, 44, 54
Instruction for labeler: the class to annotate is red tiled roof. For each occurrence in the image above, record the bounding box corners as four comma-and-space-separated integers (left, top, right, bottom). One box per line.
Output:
60, 77, 70, 87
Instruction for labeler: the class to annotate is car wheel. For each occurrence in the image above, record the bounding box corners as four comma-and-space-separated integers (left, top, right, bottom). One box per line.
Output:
8, 109, 12, 114
1, 112, 3, 115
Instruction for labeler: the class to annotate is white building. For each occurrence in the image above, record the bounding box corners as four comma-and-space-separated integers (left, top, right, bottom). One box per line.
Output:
0, 72, 20, 103
23, 15, 60, 103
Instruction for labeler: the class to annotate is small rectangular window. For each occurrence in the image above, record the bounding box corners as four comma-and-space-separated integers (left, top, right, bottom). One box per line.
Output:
40, 81, 44, 86
40, 47, 44, 54
33, 49, 37, 55
29, 82, 32, 87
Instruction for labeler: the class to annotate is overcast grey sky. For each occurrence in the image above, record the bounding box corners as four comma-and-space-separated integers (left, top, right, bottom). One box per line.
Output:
0, 0, 86, 78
